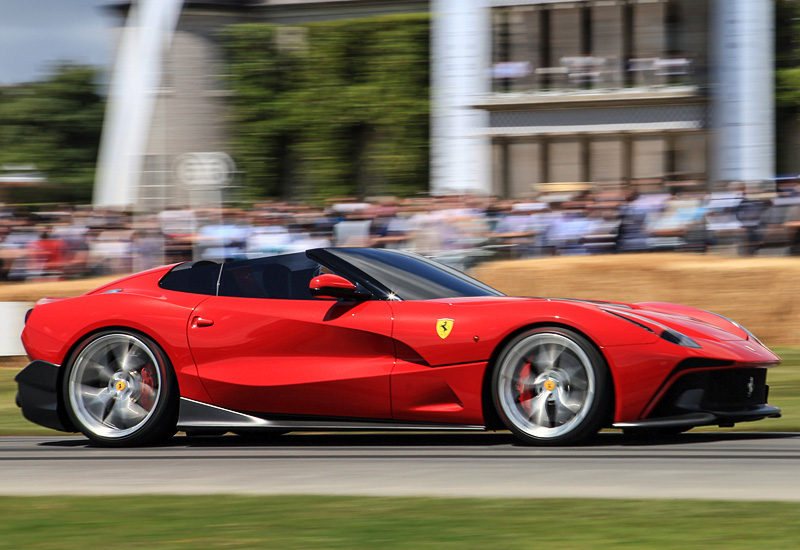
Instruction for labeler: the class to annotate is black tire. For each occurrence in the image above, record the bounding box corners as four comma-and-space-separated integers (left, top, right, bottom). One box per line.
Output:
492, 327, 611, 446
62, 330, 178, 447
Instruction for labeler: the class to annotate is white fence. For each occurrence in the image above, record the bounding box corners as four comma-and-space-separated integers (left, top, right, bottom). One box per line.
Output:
0, 302, 33, 356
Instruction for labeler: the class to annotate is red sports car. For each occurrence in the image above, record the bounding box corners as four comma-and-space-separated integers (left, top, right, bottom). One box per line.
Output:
16, 248, 781, 447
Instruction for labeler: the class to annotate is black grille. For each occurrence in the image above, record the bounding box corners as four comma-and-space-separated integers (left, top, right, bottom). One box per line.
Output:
650, 368, 768, 418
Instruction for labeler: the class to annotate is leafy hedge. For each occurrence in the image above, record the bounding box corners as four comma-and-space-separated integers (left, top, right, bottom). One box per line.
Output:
221, 14, 430, 202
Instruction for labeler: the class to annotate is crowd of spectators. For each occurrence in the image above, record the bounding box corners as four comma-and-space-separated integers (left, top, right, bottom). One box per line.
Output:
2, 179, 800, 282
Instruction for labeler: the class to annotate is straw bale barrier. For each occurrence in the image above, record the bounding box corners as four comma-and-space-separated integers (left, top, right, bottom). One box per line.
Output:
472, 253, 800, 345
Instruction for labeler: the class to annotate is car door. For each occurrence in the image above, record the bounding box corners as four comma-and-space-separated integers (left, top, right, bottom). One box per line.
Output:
387, 299, 492, 426
187, 254, 395, 419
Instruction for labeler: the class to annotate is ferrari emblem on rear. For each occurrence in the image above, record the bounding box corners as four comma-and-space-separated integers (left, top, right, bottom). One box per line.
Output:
436, 319, 454, 339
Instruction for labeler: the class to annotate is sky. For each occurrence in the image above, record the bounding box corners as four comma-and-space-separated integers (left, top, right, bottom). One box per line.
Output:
0, 0, 119, 85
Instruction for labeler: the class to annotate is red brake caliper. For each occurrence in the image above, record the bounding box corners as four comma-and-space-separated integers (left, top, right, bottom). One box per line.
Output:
140, 364, 155, 410
516, 363, 534, 414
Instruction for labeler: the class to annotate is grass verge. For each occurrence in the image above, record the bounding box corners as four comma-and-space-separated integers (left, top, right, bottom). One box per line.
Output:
0, 495, 798, 549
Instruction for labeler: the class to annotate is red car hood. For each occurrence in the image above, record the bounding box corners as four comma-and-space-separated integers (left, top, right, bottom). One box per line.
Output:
430, 295, 753, 343
587, 299, 750, 343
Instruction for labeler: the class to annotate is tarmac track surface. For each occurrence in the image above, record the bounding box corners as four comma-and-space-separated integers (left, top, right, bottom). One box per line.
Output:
1, 431, 799, 500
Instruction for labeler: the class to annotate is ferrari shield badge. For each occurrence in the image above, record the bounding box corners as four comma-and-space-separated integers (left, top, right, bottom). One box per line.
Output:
436, 318, 454, 339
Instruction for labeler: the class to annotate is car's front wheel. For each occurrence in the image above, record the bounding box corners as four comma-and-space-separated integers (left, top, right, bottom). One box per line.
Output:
492, 327, 611, 445
63, 331, 178, 447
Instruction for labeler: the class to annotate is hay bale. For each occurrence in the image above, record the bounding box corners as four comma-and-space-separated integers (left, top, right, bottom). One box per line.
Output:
0, 275, 121, 303
472, 254, 800, 345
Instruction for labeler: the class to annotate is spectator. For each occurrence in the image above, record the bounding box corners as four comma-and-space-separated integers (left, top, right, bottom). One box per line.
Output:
4, 184, 798, 283
734, 184, 770, 256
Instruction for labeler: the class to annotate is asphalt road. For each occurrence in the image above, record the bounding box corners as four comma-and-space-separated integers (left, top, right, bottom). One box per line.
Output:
1, 431, 799, 500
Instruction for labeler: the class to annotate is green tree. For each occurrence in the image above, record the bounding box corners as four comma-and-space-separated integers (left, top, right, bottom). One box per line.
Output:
776, 0, 800, 110
0, 64, 104, 203
775, 0, 800, 174
222, 14, 430, 202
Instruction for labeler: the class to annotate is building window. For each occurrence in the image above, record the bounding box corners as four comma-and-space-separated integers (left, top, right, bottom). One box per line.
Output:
490, 0, 707, 93
509, 140, 543, 197
548, 140, 582, 183
494, 133, 707, 199
672, 133, 707, 182
590, 139, 624, 184
593, 4, 625, 88
632, 136, 666, 183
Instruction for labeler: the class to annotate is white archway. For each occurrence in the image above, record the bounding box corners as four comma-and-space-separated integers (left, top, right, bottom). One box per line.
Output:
93, 0, 184, 209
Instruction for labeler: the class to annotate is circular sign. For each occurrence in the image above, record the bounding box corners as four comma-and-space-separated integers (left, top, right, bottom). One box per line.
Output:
175, 152, 235, 187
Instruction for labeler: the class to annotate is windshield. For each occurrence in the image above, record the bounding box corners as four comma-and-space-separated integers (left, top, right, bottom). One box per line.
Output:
318, 248, 504, 300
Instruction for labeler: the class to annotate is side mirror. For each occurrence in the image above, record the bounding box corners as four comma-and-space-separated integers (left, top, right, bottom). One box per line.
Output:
309, 273, 371, 300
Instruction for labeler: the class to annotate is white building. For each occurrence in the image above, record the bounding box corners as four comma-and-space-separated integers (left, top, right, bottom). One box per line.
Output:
431, 0, 774, 197
94, 0, 775, 207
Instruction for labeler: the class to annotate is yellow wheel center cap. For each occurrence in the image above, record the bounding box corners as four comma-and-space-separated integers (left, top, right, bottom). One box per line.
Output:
115, 380, 127, 392
543, 380, 556, 392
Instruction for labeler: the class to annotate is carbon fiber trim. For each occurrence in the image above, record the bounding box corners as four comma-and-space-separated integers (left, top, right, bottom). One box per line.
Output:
177, 398, 486, 432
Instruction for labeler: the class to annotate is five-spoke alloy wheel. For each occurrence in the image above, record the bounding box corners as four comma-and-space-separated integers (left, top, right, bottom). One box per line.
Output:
63, 331, 178, 446
492, 327, 611, 445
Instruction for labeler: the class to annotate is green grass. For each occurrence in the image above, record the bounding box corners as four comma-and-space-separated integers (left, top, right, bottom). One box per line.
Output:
3, 347, 800, 436
0, 495, 798, 549
729, 346, 800, 432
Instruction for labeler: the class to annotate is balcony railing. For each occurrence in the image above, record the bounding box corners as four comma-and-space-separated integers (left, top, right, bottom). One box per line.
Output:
491, 55, 698, 94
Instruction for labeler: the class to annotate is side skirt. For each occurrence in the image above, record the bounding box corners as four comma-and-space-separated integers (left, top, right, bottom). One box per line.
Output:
177, 398, 486, 432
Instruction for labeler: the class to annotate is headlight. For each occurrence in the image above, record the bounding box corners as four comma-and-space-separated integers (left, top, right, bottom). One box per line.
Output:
659, 326, 701, 349
604, 308, 701, 349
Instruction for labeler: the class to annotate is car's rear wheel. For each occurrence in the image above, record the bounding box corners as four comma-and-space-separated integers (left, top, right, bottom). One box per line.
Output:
492, 327, 611, 446
63, 331, 178, 447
